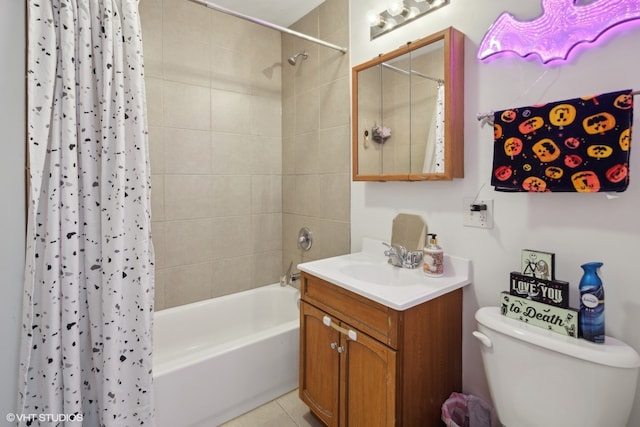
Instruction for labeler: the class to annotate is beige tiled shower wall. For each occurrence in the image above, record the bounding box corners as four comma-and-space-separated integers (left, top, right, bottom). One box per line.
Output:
140, 0, 283, 309
141, 0, 350, 310
282, 0, 351, 275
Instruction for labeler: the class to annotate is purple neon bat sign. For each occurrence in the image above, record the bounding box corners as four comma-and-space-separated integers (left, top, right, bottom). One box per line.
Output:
478, 0, 640, 64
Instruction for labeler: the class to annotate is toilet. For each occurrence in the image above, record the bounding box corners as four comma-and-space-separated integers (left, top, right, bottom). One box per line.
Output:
474, 306, 640, 427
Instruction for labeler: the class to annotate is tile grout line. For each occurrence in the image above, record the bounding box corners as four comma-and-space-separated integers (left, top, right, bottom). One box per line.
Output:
275, 399, 299, 426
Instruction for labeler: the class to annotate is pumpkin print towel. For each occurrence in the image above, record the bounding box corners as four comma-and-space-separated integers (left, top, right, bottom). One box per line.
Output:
491, 89, 633, 192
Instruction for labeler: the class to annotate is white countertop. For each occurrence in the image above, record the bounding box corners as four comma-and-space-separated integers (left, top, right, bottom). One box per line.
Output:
297, 238, 472, 311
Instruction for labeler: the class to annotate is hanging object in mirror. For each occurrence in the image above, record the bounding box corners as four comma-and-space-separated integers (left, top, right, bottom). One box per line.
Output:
298, 227, 313, 251
372, 124, 391, 143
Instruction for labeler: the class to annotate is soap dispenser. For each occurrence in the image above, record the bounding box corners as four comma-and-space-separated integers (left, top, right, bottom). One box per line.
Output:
423, 234, 444, 277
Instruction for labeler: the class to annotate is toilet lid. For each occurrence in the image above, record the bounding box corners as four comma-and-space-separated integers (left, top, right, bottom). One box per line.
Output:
476, 306, 640, 369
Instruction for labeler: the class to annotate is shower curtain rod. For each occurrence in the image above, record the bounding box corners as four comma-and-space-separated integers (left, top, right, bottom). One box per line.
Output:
187, 0, 348, 54
381, 63, 444, 84
476, 89, 640, 125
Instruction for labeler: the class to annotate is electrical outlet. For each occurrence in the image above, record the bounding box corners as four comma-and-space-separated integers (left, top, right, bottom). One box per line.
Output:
463, 198, 493, 229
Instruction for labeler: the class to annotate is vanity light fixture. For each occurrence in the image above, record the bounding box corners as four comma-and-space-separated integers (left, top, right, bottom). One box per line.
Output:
387, 1, 409, 17
370, 0, 449, 39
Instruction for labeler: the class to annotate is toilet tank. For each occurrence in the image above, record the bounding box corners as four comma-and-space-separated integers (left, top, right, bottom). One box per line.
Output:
474, 307, 640, 427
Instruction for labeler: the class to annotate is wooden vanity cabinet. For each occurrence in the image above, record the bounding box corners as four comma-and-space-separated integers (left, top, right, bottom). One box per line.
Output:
300, 301, 396, 427
299, 272, 463, 426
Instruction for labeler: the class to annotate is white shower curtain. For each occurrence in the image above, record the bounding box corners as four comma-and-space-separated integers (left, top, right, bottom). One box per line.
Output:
20, 1, 154, 425
422, 83, 445, 174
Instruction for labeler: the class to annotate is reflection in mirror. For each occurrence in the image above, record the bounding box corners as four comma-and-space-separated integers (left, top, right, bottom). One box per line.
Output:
352, 27, 464, 181
409, 42, 445, 174
391, 213, 427, 252
380, 54, 411, 175
357, 64, 385, 174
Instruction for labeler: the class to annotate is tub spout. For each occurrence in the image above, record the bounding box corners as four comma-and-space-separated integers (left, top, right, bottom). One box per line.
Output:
280, 261, 300, 286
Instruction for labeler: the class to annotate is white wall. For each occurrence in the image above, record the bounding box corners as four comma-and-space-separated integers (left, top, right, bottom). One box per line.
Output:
350, 1, 640, 425
0, 1, 26, 425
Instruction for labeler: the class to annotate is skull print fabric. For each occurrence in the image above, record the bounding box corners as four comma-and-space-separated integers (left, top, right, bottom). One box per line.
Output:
491, 89, 633, 192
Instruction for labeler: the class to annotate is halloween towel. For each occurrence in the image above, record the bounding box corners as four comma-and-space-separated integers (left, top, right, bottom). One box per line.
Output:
491, 89, 633, 192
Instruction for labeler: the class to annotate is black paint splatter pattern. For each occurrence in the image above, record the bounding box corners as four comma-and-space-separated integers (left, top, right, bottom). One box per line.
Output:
20, 1, 155, 425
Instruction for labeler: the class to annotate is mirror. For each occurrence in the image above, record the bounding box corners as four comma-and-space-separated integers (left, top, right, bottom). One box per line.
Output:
391, 213, 427, 252
352, 27, 465, 181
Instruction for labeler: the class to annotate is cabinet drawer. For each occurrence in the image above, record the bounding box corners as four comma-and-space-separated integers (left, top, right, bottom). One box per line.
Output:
301, 272, 399, 348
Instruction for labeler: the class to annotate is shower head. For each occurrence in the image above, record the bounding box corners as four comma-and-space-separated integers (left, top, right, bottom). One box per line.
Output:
288, 51, 309, 66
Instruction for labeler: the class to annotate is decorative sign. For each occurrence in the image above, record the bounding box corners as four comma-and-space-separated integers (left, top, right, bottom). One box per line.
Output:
521, 249, 555, 280
478, 0, 640, 63
501, 292, 578, 337
510, 272, 569, 308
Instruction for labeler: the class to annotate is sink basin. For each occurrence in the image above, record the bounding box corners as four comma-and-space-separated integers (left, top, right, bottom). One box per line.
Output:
297, 237, 472, 310
338, 261, 423, 287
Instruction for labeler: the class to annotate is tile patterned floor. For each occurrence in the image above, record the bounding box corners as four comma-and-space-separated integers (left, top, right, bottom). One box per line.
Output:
219, 389, 324, 427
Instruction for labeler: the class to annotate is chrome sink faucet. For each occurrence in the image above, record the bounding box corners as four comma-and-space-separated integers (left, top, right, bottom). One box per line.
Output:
382, 242, 423, 269
382, 242, 405, 267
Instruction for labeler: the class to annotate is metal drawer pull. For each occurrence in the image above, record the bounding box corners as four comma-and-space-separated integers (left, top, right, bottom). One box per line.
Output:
322, 315, 358, 341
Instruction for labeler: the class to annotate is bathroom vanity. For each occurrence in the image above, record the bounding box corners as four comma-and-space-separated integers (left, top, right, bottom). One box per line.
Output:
298, 238, 471, 426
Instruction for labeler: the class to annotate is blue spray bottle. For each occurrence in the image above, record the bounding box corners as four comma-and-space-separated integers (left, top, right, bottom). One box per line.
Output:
579, 262, 605, 343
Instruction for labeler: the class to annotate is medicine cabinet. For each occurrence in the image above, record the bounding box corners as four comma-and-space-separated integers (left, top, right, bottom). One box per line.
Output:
352, 27, 465, 181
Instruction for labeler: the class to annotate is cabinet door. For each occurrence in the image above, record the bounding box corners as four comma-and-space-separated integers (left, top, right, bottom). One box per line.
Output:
340, 323, 397, 427
300, 301, 340, 427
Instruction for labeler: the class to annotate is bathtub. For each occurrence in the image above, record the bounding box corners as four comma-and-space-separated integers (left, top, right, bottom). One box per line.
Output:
153, 284, 300, 427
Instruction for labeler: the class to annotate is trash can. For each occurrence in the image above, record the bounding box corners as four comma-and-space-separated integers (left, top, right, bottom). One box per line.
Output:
441, 392, 499, 427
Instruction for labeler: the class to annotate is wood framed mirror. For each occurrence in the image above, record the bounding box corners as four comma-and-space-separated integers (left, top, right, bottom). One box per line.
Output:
352, 27, 464, 181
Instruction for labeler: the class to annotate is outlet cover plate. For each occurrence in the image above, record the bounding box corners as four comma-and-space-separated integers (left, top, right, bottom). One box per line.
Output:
463, 198, 493, 229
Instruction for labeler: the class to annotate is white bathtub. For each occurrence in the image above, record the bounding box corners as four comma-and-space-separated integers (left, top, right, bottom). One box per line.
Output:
153, 284, 300, 427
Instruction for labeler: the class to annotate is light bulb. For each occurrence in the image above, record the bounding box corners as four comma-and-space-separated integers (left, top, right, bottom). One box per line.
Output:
367, 10, 386, 28
387, 1, 407, 17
